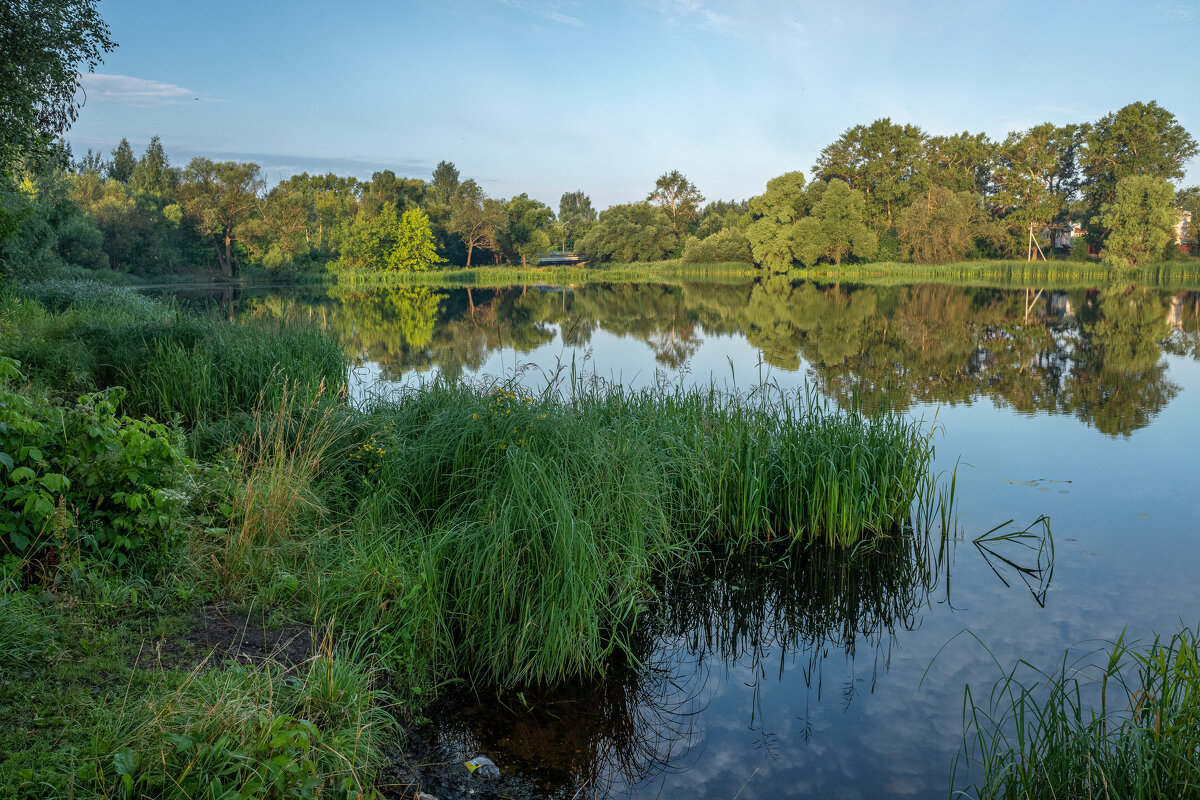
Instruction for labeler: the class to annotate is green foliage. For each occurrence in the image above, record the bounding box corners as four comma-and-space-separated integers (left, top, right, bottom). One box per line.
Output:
990, 123, 1085, 237
745, 171, 811, 272
681, 226, 753, 263
1081, 101, 1198, 252
179, 157, 264, 277
0, 357, 186, 567
897, 186, 999, 264
958, 626, 1200, 799
558, 189, 596, 249
813, 118, 929, 229
1099, 175, 1177, 268
496, 193, 555, 266
0, 0, 115, 174
331, 203, 444, 273
807, 178, 878, 265
577, 202, 677, 263
647, 169, 704, 239
107, 138, 134, 183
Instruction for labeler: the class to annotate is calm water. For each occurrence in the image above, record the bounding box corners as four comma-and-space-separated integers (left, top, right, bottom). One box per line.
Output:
167, 278, 1200, 798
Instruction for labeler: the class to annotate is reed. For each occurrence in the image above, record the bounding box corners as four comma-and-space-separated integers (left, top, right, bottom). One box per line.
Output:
956, 626, 1200, 799
346, 377, 942, 686
2, 281, 348, 423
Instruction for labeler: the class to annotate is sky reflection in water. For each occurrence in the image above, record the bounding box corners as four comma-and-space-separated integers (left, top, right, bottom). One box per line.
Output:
177, 280, 1200, 798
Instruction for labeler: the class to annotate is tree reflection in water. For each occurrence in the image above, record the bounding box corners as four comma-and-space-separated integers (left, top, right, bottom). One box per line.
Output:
171, 280, 1198, 437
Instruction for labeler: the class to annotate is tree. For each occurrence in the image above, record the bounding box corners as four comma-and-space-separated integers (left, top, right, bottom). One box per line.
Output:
1099, 175, 1176, 269
108, 137, 135, 183
808, 179, 877, 265
428, 160, 461, 207
576, 203, 675, 263
744, 171, 813, 272
0, 0, 115, 173
647, 170, 704, 238
1080, 101, 1197, 251
925, 132, 993, 194
558, 190, 595, 250
448, 180, 501, 268
360, 170, 424, 218
498, 193, 554, 266
130, 136, 177, 195
332, 203, 444, 272
1177, 186, 1200, 252
989, 123, 1085, 247
813, 119, 928, 229
897, 187, 996, 264
179, 157, 264, 277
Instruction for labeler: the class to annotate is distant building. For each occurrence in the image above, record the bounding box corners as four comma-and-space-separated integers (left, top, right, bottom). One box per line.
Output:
1050, 222, 1085, 251
537, 251, 587, 266
1175, 210, 1192, 246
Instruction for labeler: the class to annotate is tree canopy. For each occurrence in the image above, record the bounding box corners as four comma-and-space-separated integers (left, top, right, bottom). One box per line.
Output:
0, 0, 115, 174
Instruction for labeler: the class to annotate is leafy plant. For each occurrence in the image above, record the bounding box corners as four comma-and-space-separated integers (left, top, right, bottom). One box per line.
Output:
0, 356, 187, 569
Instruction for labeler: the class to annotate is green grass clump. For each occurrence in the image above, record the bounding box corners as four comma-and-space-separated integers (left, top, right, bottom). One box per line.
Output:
957, 626, 1200, 799
345, 378, 939, 686
74, 650, 393, 800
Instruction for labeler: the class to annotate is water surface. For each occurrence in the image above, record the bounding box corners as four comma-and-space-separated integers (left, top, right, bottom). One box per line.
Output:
163, 278, 1200, 798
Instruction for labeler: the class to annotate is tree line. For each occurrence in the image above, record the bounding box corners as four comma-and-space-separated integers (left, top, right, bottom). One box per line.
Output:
3, 105, 1199, 281
1, 3, 1198, 280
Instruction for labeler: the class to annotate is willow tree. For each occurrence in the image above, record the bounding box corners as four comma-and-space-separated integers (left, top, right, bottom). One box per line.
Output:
1099, 175, 1176, 269
745, 171, 812, 272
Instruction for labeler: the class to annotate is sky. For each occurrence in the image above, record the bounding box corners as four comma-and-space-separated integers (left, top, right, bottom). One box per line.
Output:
68, 0, 1200, 211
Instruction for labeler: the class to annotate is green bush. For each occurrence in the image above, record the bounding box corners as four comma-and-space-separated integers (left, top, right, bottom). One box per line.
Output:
0, 357, 187, 569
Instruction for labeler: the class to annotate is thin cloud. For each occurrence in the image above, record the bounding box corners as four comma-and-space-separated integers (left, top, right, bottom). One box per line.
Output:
1155, 2, 1194, 20
547, 10, 584, 26
491, 0, 586, 26
648, 0, 739, 34
78, 73, 204, 104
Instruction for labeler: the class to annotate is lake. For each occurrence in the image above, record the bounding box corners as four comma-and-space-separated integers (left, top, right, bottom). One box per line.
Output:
164, 277, 1200, 798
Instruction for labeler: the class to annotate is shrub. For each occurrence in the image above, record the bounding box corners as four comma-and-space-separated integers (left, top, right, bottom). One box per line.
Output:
0, 357, 187, 570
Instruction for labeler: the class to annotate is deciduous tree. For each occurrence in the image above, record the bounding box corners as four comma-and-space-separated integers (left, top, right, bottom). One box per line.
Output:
333, 203, 444, 272
813, 119, 928, 229
0, 0, 115, 173
1080, 101, 1197, 251
179, 157, 264, 277
448, 181, 501, 268
897, 187, 996, 264
1099, 175, 1176, 269
647, 170, 704, 238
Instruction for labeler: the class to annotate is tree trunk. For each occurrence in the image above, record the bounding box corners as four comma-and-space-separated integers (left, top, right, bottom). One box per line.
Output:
466, 242, 474, 268
221, 231, 234, 277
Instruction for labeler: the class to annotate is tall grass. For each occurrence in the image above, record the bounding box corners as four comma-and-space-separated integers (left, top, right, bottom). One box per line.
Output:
1, 280, 348, 423
956, 626, 1200, 799
345, 377, 943, 686
801, 259, 1200, 291
333, 260, 757, 289
76, 644, 395, 799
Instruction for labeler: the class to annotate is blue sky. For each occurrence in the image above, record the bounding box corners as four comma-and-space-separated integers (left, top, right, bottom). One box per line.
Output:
70, 0, 1200, 210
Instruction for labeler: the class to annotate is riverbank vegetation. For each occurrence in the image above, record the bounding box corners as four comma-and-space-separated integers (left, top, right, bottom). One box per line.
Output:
0, 280, 948, 794
957, 626, 1200, 799
4, 104, 1198, 288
